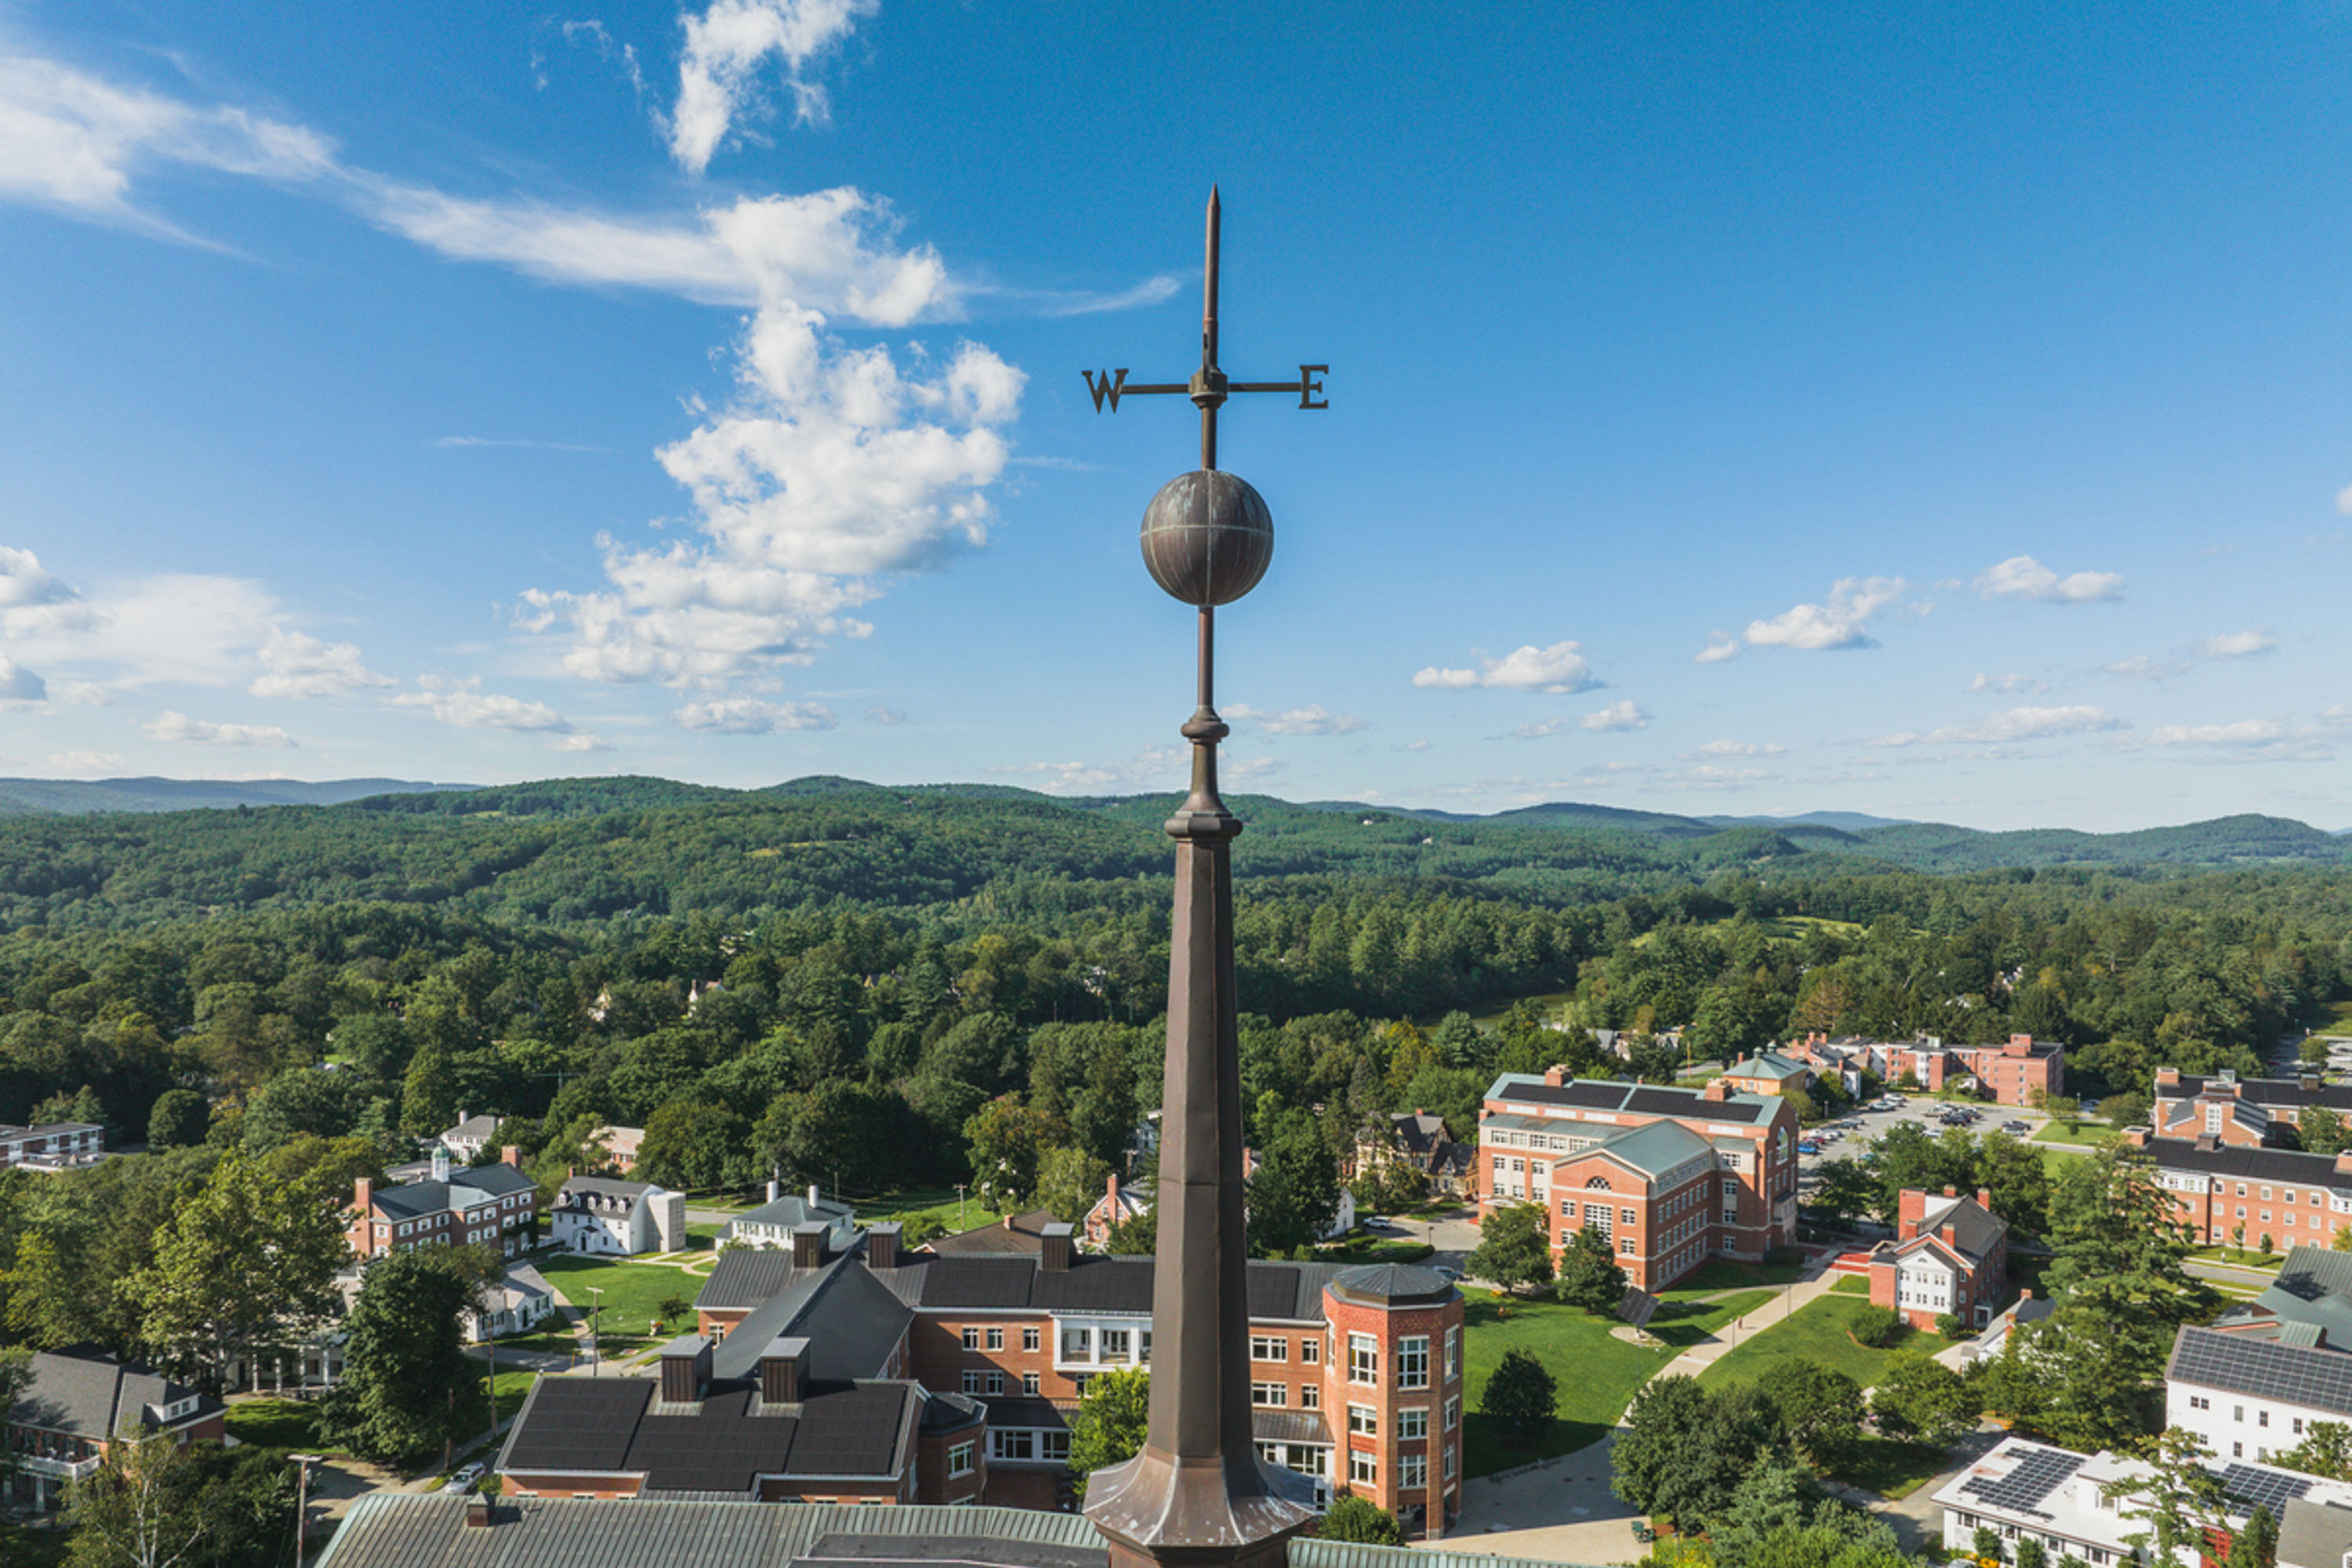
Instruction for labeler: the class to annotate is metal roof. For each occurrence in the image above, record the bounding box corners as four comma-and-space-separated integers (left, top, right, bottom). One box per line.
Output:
1482, 1073, 1771, 1125
2143, 1139, 2352, 1193
2168, 1327, 2352, 1417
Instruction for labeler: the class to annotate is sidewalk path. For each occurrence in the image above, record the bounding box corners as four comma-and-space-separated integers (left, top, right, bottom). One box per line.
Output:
1647, 1269, 1849, 1382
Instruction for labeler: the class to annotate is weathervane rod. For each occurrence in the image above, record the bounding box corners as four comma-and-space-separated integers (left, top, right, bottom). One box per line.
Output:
1201, 187, 1221, 472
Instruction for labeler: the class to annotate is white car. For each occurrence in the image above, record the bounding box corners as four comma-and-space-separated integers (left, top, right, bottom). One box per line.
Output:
441, 1462, 485, 1493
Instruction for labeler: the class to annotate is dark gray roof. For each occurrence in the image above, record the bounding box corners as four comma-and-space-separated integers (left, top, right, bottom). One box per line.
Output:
2143, 1139, 2352, 1192
923, 1209, 1058, 1256
557, 1176, 656, 1204
1327, 1264, 1456, 1308
2170, 1076, 2352, 1114
498, 1375, 915, 1490
729, 1194, 856, 1231
1390, 1112, 1446, 1155
1482, 1073, 1770, 1125
2169, 1327, 2352, 1417
2259, 1247, 2352, 1345
867, 1255, 1341, 1322
1908, 1193, 2008, 1265
443, 1114, 501, 1141
370, 1162, 538, 1219
698, 1249, 808, 1311
316, 1495, 1609, 1568
710, 1258, 913, 1385
2278, 1497, 2352, 1568
12, 1348, 216, 1439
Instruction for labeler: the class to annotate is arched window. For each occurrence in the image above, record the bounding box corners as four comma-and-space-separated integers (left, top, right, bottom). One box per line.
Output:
1584, 1176, 1611, 1190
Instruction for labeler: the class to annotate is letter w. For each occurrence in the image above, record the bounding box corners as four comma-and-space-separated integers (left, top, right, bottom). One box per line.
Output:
1082, 368, 1128, 412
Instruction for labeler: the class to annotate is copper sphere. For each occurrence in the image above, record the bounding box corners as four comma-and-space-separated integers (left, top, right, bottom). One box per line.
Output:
1138, 470, 1274, 607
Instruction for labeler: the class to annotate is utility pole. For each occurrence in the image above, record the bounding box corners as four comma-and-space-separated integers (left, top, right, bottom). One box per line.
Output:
586, 1285, 604, 1376
955, 1182, 967, 1231
289, 1453, 321, 1566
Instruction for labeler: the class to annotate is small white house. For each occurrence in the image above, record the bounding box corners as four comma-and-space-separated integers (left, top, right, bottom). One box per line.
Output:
438, 1111, 501, 1162
549, 1177, 685, 1256
721, 1185, 860, 1253
470, 1265, 559, 1341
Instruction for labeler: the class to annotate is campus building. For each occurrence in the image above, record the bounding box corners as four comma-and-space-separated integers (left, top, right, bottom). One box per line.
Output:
1784, 1032, 2065, 1107
347, 1145, 539, 1261
2153, 1069, 2352, 1147
1867, 1187, 2009, 1330
2166, 1326, 2352, 1464
1476, 1071, 1801, 1290
2123, 1130, 2352, 1249
5, 1348, 226, 1513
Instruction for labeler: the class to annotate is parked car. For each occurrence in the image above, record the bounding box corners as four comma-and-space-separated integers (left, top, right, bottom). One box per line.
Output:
441, 1462, 485, 1493
1798, 1141, 1824, 1155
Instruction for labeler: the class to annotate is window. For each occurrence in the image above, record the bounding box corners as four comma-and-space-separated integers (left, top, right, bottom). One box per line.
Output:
2259, 1410, 2270, 1428
1398, 1337, 1429, 1389
1041, 1432, 1071, 1461
1252, 1382, 1288, 1407
962, 1371, 985, 1394
1349, 1451, 1377, 1486
1443, 1441, 1457, 1479
1398, 1408, 1427, 1439
1069, 1374, 1091, 1396
2296, 1417, 2307, 1436
1023, 1327, 1040, 1352
1348, 1404, 1377, 1435
1444, 1396, 1459, 1432
948, 1442, 975, 1478
2236, 1406, 2245, 1422
1062, 1327, 1093, 1361
1444, 1327, 1459, 1379
1399, 1454, 1427, 1490
1621, 1207, 1637, 1226
1250, 1335, 1287, 1363
986, 1328, 1004, 1351
1022, 1372, 1040, 1396
1301, 1338, 1319, 1365
1349, 1334, 1378, 1385
987, 1372, 1004, 1396
1621, 1236, 1635, 1255
1101, 1328, 1133, 1363
993, 1430, 1035, 1461
1300, 1385, 1320, 1410
962, 1328, 980, 1351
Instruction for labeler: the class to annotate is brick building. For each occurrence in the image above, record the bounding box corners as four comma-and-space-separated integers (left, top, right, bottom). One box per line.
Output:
0, 1120, 104, 1171
2125, 1129, 2352, 1248
688, 1221, 1467, 1534
2154, 1069, 2352, 1147
348, 1145, 538, 1261
1867, 1186, 2009, 1330
1876, 1034, 2064, 1106
5, 1348, 225, 1512
1476, 1072, 1800, 1290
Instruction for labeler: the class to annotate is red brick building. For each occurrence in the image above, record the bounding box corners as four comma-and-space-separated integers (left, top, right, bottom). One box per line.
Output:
2125, 1129, 2352, 1248
5, 1348, 226, 1512
348, 1145, 538, 1261
2152, 1069, 2352, 1148
1477, 1072, 1801, 1290
1867, 1186, 2009, 1330
1865, 1034, 2065, 1106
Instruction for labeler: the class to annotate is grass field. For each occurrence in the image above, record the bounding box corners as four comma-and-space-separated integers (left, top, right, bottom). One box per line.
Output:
224, 1396, 327, 1450
536, 1253, 704, 1338
855, 1187, 1007, 1235
1459, 1287, 1771, 1477
2039, 1145, 2092, 1181
1830, 1275, 1871, 1295
1695, 1294, 1946, 1390
1656, 1255, 1809, 1295
2318, 1000, 2352, 1034
2031, 1119, 2115, 1147
2192, 1246, 2284, 1269
1831, 1434, 1951, 1499
0, 1525, 66, 1567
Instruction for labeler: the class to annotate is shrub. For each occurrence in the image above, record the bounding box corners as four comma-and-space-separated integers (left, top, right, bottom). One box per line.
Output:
1320, 1496, 1406, 1544
1935, 1312, 1966, 1341
1850, 1305, 1902, 1348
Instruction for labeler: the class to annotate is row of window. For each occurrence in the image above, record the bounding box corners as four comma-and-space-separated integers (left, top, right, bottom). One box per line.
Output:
1346, 1329, 1457, 1388
1249, 1334, 1320, 1364
1346, 1448, 1454, 1488
961, 1327, 1041, 1353
1338, 1398, 1459, 1437
988, 1428, 1072, 1463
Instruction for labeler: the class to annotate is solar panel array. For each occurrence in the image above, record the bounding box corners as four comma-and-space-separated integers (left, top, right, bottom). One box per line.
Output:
501, 1379, 652, 1472
1958, 1448, 2085, 1519
2169, 1328, 2352, 1417
2218, 1464, 2318, 1519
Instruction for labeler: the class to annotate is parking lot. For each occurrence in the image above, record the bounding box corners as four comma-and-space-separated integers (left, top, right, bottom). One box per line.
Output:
1792, 1092, 2056, 1200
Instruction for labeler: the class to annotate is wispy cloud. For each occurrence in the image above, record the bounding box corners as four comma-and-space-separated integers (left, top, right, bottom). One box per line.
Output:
2196, 629, 2275, 659
1744, 576, 1907, 651
666, 0, 877, 174
1694, 635, 1740, 664
1970, 672, 2047, 695
251, 628, 393, 699
991, 748, 1278, 797
1226, 703, 1367, 736
1869, 705, 2124, 748
147, 710, 296, 748
671, 696, 837, 733
0, 656, 45, 704
866, 706, 906, 725
1414, 641, 1598, 694
390, 679, 572, 733
1507, 699, 1649, 739
1974, 555, 2124, 604
1688, 739, 1786, 759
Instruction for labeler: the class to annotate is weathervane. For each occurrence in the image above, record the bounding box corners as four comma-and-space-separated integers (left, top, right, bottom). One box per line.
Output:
1080, 189, 1326, 1568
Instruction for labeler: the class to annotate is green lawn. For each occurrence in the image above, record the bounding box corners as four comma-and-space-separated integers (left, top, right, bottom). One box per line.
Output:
0, 1524, 67, 1567
2031, 1119, 2115, 1147
1461, 1287, 1773, 1478
535, 1254, 704, 1338
855, 1187, 1007, 1235
1696, 1294, 1948, 1390
1656, 1254, 1808, 1295
2039, 1145, 2092, 1181
224, 1397, 327, 1450
1830, 1275, 1871, 1295
1316, 1234, 1436, 1265
2317, 1000, 2352, 1034
2191, 1246, 2283, 1269
1830, 1434, 1951, 1499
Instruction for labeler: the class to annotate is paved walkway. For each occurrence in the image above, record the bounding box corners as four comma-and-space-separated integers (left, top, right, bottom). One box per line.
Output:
1647, 1270, 1849, 1381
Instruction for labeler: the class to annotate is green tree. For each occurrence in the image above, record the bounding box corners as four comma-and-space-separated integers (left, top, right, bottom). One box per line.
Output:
1105, 1206, 1157, 1254
2225, 1505, 2278, 1568
1553, 1221, 1628, 1313
637, 1099, 750, 1192
145, 1090, 209, 1150
2105, 1428, 2230, 1568
2044, 1148, 2218, 1380
321, 1249, 482, 1468
1320, 1496, 1406, 1544
963, 1097, 1065, 1211
126, 1150, 348, 1390
1247, 1111, 1342, 1256
2017, 1537, 2049, 1568
1067, 1367, 1150, 1500
64, 1428, 208, 1568
1756, 1357, 1865, 1466
1613, 1376, 1785, 1530
2299, 1107, 2352, 1156
2271, 1419, 2352, 1482
1479, 1348, 1557, 1443
398, 1044, 458, 1138
1871, 1353, 1977, 1443
1811, 1157, 1882, 1226
1465, 1203, 1555, 1296
1036, 1145, 1114, 1228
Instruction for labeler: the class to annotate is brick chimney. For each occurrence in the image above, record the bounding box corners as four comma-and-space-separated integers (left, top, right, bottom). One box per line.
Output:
759, 1335, 810, 1406
2334, 1150, 2352, 1179
501, 1145, 521, 1167
2303, 1075, 2321, 1093
2156, 1066, 2182, 1087
1897, 1189, 1928, 1240
354, 1176, 372, 1215
866, 1221, 900, 1270
791, 1221, 826, 1269
2005, 1034, 2032, 1058
1041, 1221, 1074, 1272
1943, 1185, 1958, 1199
658, 1334, 712, 1404
1544, 1065, 1569, 1087
1941, 1221, 1959, 1248
2124, 1126, 2151, 1149
464, 1495, 495, 1528
1700, 1080, 1729, 1102
1976, 1188, 1993, 1210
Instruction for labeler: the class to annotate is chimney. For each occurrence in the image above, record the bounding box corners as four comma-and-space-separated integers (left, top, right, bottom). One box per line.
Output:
759, 1335, 811, 1406
2019, 1289, 2034, 1301
2304, 1075, 2321, 1093
2156, 1066, 2182, 1087
791, 1221, 827, 1269
866, 1221, 900, 1270
1976, 1188, 1993, 1210
501, 1145, 520, 1167
658, 1334, 712, 1404
766, 1178, 780, 1203
1041, 1221, 1074, 1272
1700, 1080, 1728, 1102
1942, 1223, 1959, 1247
354, 1176, 373, 1214
2125, 1126, 2150, 1149
2335, 1150, 2352, 1178
1106, 1171, 1120, 1215
457, 1108, 469, 1127
1544, 1065, 1568, 1087
464, 1495, 495, 1528
807, 1183, 821, 1209
2006, 1034, 2031, 1057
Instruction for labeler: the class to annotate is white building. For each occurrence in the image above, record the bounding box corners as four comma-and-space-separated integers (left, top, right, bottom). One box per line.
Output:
722, 1185, 862, 1253
470, 1264, 559, 1341
1936, 1435, 2352, 1567
548, 1177, 686, 1256
2166, 1325, 2352, 1464
438, 1111, 500, 1161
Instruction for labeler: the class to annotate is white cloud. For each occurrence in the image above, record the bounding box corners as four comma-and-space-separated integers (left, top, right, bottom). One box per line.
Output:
1414, 641, 1597, 694
2337, 485, 2352, 516
390, 681, 572, 733
1970, 672, 2046, 695
44, 750, 122, 774
1973, 555, 2124, 604
666, 0, 877, 174
2148, 719, 2289, 746
1690, 739, 1787, 759
672, 696, 837, 733
1744, 576, 1906, 651
1226, 704, 1366, 736
992, 746, 1277, 797
249, 628, 393, 699
1694, 635, 1740, 664
0, 546, 75, 611
546, 732, 614, 753
1869, 705, 2124, 747
147, 711, 296, 748
2196, 630, 2275, 659
0, 655, 45, 703
866, 706, 906, 725
1393, 739, 1432, 753
1505, 701, 1647, 740
2105, 654, 2191, 681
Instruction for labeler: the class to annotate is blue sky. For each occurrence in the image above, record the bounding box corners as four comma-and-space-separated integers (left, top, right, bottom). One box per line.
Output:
2, 1, 2349, 831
